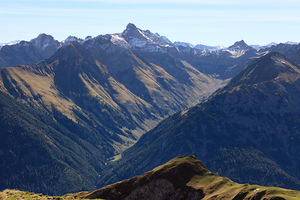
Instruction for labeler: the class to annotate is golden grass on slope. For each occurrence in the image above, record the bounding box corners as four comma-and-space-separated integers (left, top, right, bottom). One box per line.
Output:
107, 76, 152, 111
0, 67, 79, 122
0, 190, 77, 200
0, 190, 104, 200
187, 172, 300, 200
175, 156, 300, 200
78, 74, 120, 110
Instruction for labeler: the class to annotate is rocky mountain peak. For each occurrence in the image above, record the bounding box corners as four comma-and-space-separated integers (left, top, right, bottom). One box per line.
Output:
228, 40, 252, 51
35, 33, 54, 41
121, 23, 172, 50
122, 23, 140, 38
63, 36, 84, 45
30, 33, 60, 50
126, 23, 138, 31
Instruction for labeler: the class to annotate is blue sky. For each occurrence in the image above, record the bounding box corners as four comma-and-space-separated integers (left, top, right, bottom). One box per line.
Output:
1, 0, 300, 46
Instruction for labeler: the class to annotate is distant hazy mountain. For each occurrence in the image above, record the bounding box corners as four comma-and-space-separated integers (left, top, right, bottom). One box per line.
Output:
102, 52, 300, 190
173, 41, 194, 48
285, 41, 299, 45
0, 40, 21, 47
173, 42, 221, 50
194, 44, 221, 50
251, 42, 299, 49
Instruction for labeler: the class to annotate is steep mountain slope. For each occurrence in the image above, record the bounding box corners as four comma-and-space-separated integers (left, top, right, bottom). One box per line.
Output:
102, 52, 300, 190
0, 92, 105, 194
72, 156, 300, 200
0, 28, 222, 194
0, 34, 60, 67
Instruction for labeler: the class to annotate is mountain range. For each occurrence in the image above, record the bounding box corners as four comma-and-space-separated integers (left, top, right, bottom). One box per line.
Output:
101, 51, 300, 191
0, 23, 224, 194
1, 23, 300, 195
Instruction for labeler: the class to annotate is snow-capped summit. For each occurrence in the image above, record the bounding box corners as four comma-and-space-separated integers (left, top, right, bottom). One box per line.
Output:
122, 23, 172, 50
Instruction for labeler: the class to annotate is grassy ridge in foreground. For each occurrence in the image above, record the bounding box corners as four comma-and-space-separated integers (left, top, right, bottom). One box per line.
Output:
1, 156, 300, 200
78, 156, 300, 200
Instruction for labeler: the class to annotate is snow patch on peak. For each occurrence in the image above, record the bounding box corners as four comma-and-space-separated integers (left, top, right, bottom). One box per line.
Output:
225, 49, 248, 58
110, 34, 129, 48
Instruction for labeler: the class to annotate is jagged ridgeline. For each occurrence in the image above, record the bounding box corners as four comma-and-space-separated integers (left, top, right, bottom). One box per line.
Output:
1, 156, 300, 200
